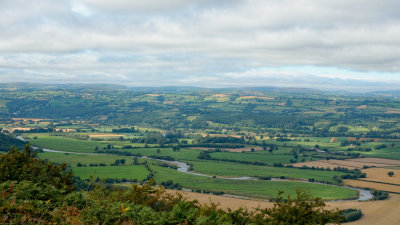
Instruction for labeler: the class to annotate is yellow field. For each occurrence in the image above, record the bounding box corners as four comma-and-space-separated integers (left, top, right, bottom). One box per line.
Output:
360, 168, 400, 185
303, 111, 325, 114
3, 127, 32, 133
12, 118, 45, 122
214, 94, 228, 98
238, 96, 274, 100
162, 101, 175, 104
199, 133, 242, 138
291, 160, 355, 169
166, 190, 273, 210
385, 111, 400, 114
356, 105, 367, 109
344, 179, 400, 193
328, 194, 400, 225
291, 158, 400, 169
348, 158, 400, 166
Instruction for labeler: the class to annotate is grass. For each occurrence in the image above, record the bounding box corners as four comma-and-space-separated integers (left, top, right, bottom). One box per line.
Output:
73, 165, 149, 180
188, 160, 347, 183
29, 135, 106, 153
38, 152, 142, 167
114, 147, 200, 161
209, 151, 310, 165
151, 165, 358, 200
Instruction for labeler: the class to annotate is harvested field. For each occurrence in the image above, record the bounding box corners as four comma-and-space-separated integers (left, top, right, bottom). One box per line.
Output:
214, 94, 228, 97
3, 127, 32, 133
385, 111, 400, 114
347, 137, 382, 142
166, 190, 273, 210
344, 179, 400, 193
328, 194, 400, 225
167, 190, 400, 225
145, 94, 162, 97
348, 158, 400, 166
12, 118, 45, 122
189, 146, 263, 152
199, 133, 242, 138
303, 111, 325, 114
356, 105, 367, 109
163, 101, 175, 104
238, 96, 274, 100
291, 158, 400, 170
291, 160, 357, 169
361, 168, 400, 185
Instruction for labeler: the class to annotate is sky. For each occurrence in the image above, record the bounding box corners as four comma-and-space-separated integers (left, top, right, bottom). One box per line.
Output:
0, 0, 400, 91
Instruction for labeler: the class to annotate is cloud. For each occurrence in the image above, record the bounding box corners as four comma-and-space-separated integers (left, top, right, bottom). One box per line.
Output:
79, 0, 238, 13
0, 0, 399, 90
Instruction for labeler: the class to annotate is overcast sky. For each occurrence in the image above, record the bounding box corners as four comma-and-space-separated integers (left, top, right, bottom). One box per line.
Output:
1, 0, 400, 91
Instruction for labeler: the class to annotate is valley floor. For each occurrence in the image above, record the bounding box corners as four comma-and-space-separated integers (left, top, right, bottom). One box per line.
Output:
167, 190, 400, 225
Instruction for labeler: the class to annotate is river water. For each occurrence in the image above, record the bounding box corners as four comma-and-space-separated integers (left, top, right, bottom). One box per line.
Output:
17, 136, 372, 201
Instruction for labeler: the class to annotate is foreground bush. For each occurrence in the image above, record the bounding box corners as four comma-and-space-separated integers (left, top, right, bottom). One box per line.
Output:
1, 146, 348, 224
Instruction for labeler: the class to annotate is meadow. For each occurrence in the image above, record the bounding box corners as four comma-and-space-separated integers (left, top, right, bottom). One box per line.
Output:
187, 160, 347, 183
150, 165, 358, 200
73, 165, 149, 180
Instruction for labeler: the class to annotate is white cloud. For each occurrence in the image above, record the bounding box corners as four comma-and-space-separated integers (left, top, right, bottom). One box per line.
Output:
0, 0, 400, 90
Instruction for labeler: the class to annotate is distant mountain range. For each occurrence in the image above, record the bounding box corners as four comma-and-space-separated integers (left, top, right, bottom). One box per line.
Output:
0, 82, 399, 97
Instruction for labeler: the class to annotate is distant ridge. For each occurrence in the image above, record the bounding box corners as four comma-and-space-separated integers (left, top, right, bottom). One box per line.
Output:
1, 82, 399, 96
0, 82, 129, 90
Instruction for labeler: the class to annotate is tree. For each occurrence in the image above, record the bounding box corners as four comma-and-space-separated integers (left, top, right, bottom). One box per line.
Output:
0, 145, 74, 192
120, 159, 126, 165
133, 157, 138, 165
388, 171, 395, 177
260, 190, 342, 225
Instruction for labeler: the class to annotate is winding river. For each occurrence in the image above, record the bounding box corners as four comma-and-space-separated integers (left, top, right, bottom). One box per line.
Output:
17, 136, 373, 201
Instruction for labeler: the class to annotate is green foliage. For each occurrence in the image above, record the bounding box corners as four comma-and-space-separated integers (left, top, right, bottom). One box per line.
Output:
0, 145, 74, 192
0, 146, 351, 224
260, 190, 343, 225
340, 209, 362, 223
372, 190, 389, 200
0, 133, 26, 152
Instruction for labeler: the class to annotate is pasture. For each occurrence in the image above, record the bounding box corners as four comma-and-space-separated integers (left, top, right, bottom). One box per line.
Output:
29, 135, 106, 153
151, 165, 358, 200
73, 165, 149, 180
188, 160, 346, 183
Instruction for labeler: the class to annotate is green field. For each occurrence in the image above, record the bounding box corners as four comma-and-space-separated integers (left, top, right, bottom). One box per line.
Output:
29, 135, 106, 153
38, 152, 142, 167
151, 165, 358, 200
209, 151, 311, 165
73, 165, 149, 180
187, 160, 346, 183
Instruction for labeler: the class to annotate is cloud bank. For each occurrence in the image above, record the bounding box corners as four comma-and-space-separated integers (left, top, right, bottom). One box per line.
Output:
0, 0, 399, 90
